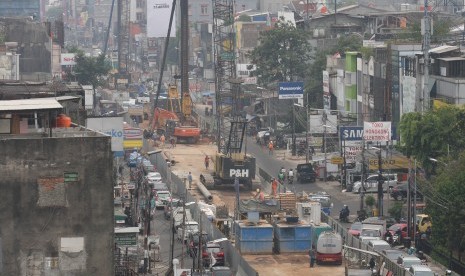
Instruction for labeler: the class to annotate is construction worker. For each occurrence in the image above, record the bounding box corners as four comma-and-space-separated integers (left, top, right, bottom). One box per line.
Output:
254, 188, 265, 202
271, 178, 278, 196
268, 141, 274, 156
204, 155, 210, 170
160, 134, 165, 148
187, 172, 193, 189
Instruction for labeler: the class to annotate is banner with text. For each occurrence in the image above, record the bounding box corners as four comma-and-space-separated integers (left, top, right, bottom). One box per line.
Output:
363, 121, 391, 142
278, 82, 304, 99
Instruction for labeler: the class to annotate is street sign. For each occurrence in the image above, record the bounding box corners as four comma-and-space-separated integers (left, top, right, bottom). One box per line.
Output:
220, 52, 235, 60
330, 156, 344, 164
115, 233, 137, 246
278, 82, 304, 99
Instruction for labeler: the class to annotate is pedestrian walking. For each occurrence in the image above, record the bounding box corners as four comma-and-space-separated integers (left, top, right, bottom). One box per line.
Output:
309, 246, 316, 268
268, 141, 274, 156
187, 172, 193, 189
160, 134, 165, 148
271, 178, 278, 197
204, 155, 210, 170
170, 137, 175, 148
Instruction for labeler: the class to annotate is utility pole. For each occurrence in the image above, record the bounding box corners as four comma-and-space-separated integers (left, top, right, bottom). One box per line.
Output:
292, 102, 296, 156
359, 140, 366, 217
376, 149, 383, 217
323, 111, 328, 183
422, 0, 431, 112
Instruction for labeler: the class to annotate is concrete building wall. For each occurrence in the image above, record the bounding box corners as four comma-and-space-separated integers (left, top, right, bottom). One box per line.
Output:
0, 18, 52, 81
0, 136, 114, 276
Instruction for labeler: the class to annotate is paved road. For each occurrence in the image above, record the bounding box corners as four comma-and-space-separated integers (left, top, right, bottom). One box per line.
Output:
245, 137, 389, 220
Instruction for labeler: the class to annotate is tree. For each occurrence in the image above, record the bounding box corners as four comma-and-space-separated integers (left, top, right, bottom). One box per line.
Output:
247, 18, 312, 85
426, 152, 465, 261
64, 50, 111, 87
46, 7, 63, 21
398, 17, 454, 43
398, 106, 465, 172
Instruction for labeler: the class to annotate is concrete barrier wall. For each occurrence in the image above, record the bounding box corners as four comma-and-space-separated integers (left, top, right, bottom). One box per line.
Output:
151, 153, 258, 276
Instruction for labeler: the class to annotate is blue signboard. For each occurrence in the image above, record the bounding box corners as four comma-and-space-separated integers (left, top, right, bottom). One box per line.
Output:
278, 82, 304, 99
340, 126, 397, 141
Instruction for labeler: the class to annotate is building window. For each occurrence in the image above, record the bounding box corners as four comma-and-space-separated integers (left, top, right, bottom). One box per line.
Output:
201, 4, 208, 15
136, 0, 144, 8
136, 12, 143, 22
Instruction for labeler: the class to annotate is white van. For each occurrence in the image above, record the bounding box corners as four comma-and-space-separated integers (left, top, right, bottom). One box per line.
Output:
352, 174, 398, 193
368, 240, 391, 253
409, 264, 434, 276
359, 224, 384, 244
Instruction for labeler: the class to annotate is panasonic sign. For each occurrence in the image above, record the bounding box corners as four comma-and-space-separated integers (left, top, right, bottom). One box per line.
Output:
278, 82, 304, 99
230, 169, 249, 178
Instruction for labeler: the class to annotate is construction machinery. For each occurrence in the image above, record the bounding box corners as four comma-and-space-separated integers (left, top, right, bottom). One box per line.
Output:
147, 0, 200, 144
199, 0, 255, 190
151, 83, 200, 143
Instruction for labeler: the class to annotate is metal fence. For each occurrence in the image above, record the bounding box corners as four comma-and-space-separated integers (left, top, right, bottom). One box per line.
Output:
324, 213, 459, 276
151, 152, 258, 276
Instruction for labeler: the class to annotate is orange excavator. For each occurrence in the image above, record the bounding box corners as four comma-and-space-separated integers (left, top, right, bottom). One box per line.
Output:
151, 83, 200, 144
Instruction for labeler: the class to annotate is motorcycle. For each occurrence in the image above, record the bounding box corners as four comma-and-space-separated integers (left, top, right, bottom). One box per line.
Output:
339, 208, 350, 223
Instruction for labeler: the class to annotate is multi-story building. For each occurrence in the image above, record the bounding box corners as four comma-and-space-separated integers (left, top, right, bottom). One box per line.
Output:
0, 98, 114, 275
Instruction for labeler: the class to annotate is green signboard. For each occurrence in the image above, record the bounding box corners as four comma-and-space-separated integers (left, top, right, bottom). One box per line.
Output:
64, 172, 78, 182
115, 233, 137, 246
220, 52, 235, 61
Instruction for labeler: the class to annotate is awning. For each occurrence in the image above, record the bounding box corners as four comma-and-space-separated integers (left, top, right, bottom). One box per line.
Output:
429, 45, 459, 54
0, 98, 63, 112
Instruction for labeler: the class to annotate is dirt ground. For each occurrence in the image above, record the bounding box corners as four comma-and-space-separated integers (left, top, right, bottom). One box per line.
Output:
160, 143, 346, 276
160, 143, 255, 214
243, 254, 345, 276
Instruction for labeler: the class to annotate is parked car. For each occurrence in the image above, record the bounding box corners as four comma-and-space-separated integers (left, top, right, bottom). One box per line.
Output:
388, 223, 408, 239
152, 182, 168, 191
177, 221, 199, 242
146, 172, 162, 184
154, 190, 171, 209
348, 222, 363, 237
409, 264, 434, 276
187, 231, 208, 257
163, 198, 182, 219
202, 242, 225, 267
210, 266, 232, 276
352, 174, 398, 194
142, 159, 155, 173
368, 240, 391, 253
397, 255, 422, 270
382, 249, 403, 262
390, 182, 423, 201
296, 163, 317, 183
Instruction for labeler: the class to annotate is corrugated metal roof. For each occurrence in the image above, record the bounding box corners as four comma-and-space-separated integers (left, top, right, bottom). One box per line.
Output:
429, 45, 459, 54
437, 57, 465, 61
0, 98, 63, 111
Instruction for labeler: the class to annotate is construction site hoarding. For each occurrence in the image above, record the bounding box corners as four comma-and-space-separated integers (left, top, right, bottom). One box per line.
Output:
146, 0, 176, 38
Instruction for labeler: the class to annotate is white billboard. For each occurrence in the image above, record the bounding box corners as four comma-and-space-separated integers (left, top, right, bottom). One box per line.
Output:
86, 117, 124, 152
61, 53, 76, 66
363, 121, 391, 142
147, 0, 176, 38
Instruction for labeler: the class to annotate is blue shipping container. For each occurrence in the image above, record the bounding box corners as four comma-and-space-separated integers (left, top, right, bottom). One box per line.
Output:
235, 220, 273, 254
274, 222, 312, 253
